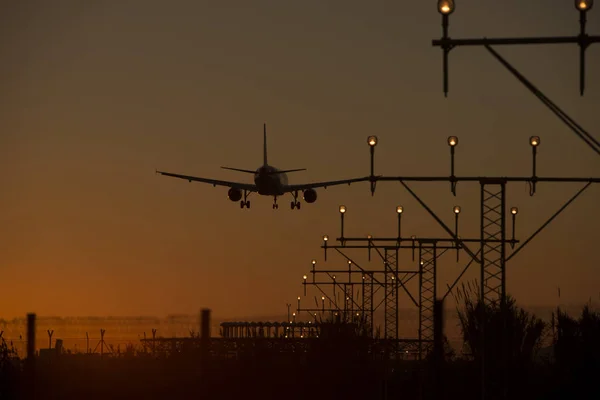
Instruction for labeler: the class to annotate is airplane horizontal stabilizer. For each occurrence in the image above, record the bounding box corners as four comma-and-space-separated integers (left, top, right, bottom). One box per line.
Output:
275, 168, 306, 174
221, 166, 256, 174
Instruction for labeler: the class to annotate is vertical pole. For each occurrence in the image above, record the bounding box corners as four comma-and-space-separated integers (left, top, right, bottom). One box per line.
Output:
26, 313, 36, 400
201, 308, 211, 364
480, 183, 486, 400
442, 14, 450, 97
86, 332, 89, 354
418, 257, 423, 361
501, 183, 507, 400
433, 299, 444, 399
27, 313, 36, 361
370, 145, 376, 195
100, 329, 105, 358
579, 10, 587, 96
370, 274, 374, 338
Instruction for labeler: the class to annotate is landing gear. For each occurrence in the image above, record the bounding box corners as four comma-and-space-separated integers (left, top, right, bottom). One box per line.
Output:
272, 196, 279, 209
290, 191, 301, 210
240, 190, 251, 209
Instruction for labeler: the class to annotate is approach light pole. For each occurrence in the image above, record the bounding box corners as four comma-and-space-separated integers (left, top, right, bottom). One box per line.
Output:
339, 205, 347, 244
368, 136, 378, 195
433, 0, 600, 96
448, 136, 458, 195
396, 206, 403, 243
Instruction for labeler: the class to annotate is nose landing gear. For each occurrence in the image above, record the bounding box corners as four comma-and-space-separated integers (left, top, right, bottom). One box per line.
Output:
272, 196, 279, 209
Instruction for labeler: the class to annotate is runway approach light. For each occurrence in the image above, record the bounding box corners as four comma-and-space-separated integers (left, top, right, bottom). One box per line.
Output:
511, 207, 519, 215
367, 234, 373, 239
303, 275, 307, 280
323, 235, 329, 242
367, 136, 378, 147
453, 206, 461, 214
530, 136, 540, 147
576, 0, 593, 11
438, 0, 455, 15
312, 259, 316, 265
448, 136, 458, 147
339, 205, 347, 214
396, 206, 403, 214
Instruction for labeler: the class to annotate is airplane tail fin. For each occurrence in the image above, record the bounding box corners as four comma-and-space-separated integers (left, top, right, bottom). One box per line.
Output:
263, 123, 268, 166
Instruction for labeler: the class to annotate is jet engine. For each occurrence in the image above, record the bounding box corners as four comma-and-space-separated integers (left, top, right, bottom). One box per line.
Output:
303, 188, 317, 203
228, 188, 242, 202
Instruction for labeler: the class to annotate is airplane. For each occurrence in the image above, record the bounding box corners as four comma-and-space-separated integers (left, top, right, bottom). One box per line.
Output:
156, 124, 370, 209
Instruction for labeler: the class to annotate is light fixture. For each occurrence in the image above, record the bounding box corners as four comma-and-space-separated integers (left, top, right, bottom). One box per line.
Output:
339, 205, 346, 214
396, 205, 403, 214
530, 136, 540, 147
311, 259, 316, 265
367, 136, 378, 147
438, 0, 455, 15
510, 207, 519, 215
453, 205, 461, 214
448, 136, 458, 147
575, 0, 594, 11
323, 235, 329, 242
348, 260, 352, 265
303, 275, 307, 280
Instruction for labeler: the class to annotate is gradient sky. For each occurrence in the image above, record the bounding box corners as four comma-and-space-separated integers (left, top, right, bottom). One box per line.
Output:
1, 0, 599, 320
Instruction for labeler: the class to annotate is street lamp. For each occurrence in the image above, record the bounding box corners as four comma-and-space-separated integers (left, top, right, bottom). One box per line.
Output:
576, 0, 594, 10
453, 205, 461, 261
437, 1, 455, 96
448, 136, 458, 195
368, 136, 378, 195
303, 275, 307, 295
438, 0, 455, 15
453, 205, 461, 235
510, 207, 519, 247
396, 205, 403, 241
339, 205, 346, 244
530, 136, 540, 195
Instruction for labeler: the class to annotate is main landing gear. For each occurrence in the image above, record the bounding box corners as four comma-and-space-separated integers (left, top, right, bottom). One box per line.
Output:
272, 196, 279, 209
290, 190, 301, 210
240, 190, 251, 209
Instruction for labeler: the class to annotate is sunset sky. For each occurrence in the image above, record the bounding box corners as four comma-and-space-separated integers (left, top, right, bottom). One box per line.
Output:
1, 0, 599, 320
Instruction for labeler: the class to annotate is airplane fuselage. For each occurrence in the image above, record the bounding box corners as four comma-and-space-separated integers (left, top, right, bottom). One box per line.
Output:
254, 165, 288, 196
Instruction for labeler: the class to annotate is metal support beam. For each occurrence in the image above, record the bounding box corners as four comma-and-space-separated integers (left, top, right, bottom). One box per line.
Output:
419, 244, 437, 359
480, 182, 506, 306
384, 248, 399, 340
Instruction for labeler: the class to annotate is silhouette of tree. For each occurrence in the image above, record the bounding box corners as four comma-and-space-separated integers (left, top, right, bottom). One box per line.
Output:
454, 281, 546, 365
550, 304, 600, 398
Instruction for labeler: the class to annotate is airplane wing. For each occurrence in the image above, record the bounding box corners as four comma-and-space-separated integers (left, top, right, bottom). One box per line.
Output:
156, 170, 257, 192
285, 176, 372, 192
